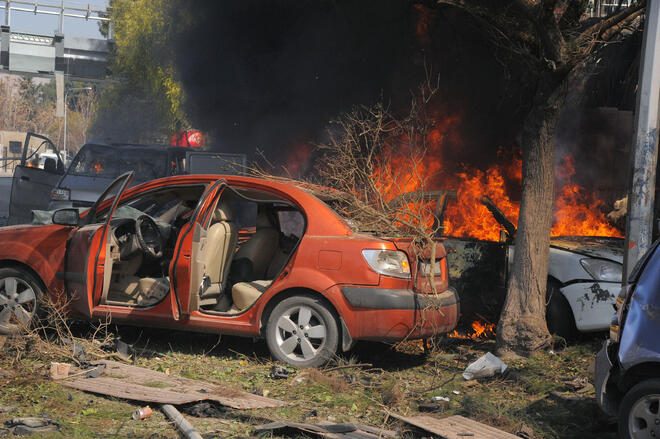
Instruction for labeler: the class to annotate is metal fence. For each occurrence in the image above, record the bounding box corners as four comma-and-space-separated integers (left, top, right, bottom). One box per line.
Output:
0, 1, 111, 37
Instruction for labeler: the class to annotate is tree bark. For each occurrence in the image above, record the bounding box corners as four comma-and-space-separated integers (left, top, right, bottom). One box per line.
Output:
496, 76, 568, 356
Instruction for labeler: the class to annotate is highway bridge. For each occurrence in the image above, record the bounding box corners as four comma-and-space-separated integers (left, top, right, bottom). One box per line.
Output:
0, 1, 112, 81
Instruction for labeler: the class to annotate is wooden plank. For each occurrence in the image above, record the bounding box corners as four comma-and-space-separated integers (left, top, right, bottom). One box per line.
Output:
392, 414, 519, 439
57, 360, 284, 409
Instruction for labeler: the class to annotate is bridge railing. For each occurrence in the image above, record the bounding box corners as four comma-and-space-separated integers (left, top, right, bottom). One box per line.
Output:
0, 0, 111, 38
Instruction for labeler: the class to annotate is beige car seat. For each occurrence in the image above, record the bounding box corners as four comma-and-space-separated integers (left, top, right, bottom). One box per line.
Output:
199, 202, 239, 306
230, 208, 279, 310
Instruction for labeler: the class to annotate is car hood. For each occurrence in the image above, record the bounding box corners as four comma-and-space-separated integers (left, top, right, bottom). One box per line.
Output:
550, 236, 624, 262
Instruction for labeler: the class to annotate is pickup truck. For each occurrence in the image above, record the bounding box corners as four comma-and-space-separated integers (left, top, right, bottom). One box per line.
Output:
6, 133, 246, 225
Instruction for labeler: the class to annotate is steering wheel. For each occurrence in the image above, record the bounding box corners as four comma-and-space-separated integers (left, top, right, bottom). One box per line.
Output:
135, 215, 164, 258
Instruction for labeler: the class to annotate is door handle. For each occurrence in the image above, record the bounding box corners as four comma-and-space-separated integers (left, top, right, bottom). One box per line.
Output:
20, 176, 30, 181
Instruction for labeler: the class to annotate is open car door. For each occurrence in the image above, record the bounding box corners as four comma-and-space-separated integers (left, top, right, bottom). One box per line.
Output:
64, 172, 134, 318
170, 178, 226, 320
8, 133, 65, 225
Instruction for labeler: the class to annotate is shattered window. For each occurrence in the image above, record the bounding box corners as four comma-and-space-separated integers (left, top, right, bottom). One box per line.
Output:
69, 145, 168, 181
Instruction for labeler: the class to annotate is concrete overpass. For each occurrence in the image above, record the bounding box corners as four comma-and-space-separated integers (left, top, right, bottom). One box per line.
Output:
0, 1, 112, 81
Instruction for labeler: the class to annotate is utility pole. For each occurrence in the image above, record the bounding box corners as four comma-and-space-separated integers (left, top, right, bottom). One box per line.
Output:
623, 0, 660, 283
63, 87, 92, 163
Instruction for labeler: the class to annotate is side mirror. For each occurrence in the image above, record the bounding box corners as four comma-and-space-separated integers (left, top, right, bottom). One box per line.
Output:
52, 208, 80, 227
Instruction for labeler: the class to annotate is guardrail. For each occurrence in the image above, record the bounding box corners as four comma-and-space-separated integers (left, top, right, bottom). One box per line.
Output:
0, 0, 112, 38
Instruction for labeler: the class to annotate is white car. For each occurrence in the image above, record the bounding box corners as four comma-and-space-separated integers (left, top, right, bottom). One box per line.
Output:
390, 190, 622, 337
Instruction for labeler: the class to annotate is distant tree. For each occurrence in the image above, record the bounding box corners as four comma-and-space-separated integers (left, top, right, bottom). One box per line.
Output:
92, 0, 187, 143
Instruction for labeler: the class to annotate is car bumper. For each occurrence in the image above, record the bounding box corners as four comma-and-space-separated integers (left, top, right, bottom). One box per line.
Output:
595, 339, 619, 417
339, 286, 459, 341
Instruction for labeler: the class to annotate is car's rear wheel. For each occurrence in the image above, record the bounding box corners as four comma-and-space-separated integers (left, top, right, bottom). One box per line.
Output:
0, 267, 43, 335
619, 379, 660, 439
266, 295, 338, 368
546, 282, 577, 340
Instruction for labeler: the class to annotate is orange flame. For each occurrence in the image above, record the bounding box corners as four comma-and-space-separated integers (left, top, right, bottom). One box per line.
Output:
448, 320, 496, 339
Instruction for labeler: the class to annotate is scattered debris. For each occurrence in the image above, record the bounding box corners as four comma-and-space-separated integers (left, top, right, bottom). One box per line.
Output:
323, 363, 373, 372
56, 360, 285, 409
0, 406, 17, 414
269, 365, 291, 379
4, 417, 59, 436
180, 401, 226, 418
161, 404, 203, 439
392, 414, 519, 439
432, 396, 450, 402
452, 390, 460, 395
418, 402, 446, 412
462, 352, 507, 380
131, 406, 153, 421
253, 421, 398, 438
49, 362, 71, 380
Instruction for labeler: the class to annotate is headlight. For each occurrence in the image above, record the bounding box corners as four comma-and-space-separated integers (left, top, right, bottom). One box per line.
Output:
580, 258, 622, 282
50, 188, 70, 201
361, 249, 411, 279
419, 259, 442, 277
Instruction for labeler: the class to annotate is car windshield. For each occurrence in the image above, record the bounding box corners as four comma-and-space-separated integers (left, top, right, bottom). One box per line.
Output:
68, 144, 168, 181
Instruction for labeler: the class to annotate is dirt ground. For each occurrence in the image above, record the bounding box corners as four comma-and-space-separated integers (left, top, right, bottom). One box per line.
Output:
0, 324, 616, 438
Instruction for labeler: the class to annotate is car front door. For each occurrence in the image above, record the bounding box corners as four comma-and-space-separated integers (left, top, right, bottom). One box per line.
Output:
170, 178, 226, 319
64, 172, 134, 318
8, 133, 65, 225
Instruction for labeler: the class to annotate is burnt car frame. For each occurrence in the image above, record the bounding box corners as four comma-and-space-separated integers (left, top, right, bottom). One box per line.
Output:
389, 190, 623, 336
0, 173, 458, 367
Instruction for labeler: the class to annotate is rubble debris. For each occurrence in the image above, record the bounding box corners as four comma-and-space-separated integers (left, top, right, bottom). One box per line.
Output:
181, 401, 226, 418
432, 396, 450, 402
462, 352, 507, 380
253, 421, 398, 438
392, 414, 519, 439
131, 406, 153, 420
269, 365, 291, 379
418, 402, 445, 412
49, 362, 71, 380
4, 417, 59, 436
57, 360, 285, 409
0, 406, 17, 414
161, 404, 203, 439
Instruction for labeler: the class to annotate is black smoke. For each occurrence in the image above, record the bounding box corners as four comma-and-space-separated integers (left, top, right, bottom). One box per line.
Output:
169, 1, 530, 168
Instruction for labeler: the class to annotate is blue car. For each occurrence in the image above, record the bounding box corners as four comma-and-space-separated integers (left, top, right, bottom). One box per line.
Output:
595, 239, 660, 438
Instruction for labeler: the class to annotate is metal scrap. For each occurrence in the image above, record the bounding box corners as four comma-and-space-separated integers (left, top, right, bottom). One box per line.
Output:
392, 414, 519, 439
56, 360, 284, 409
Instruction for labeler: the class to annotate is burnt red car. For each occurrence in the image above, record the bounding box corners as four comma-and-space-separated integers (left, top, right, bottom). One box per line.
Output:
0, 173, 458, 366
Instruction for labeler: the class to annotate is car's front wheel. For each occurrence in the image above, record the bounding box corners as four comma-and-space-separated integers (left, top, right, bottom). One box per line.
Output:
265, 295, 338, 368
619, 379, 660, 439
0, 267, 43, 335
546, 282, 577, 340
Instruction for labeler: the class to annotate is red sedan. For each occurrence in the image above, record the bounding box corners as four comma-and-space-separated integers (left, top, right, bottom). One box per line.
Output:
0, 172, 458, 366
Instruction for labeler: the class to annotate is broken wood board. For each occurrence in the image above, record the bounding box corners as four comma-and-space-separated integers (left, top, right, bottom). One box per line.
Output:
57, 360, 284, 409
253, 421, 398, 438
392, 414, 519, 439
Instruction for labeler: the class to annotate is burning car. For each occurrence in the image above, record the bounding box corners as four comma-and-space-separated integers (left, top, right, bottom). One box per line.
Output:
0, 173, 458, 367
390, 190, 623, 337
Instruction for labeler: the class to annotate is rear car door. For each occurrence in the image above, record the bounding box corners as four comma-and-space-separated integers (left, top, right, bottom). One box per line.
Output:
64, 172, 134, 318
8, 133, 65, 225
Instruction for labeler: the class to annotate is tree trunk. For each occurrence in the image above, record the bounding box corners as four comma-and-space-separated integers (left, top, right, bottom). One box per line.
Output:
496, 77, 568, 356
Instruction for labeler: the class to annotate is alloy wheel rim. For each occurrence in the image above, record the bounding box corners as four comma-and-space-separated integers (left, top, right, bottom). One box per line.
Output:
629, 394, 660, 438
275, 305, 327, 362
0, 277, 36, 333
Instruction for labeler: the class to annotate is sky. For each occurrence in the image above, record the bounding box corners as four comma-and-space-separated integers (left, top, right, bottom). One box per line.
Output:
1, 1, 109, 39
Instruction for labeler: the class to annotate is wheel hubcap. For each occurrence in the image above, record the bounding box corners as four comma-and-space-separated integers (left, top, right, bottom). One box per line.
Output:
0, 277, 36, 333
275, 305, 326, 362
629, 394, 660, 438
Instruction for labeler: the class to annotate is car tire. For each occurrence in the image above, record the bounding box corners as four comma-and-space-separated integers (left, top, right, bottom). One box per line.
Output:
0, 267, 44, 335
266, 295, 339, 368
619, 379, 660, 439
546, 282, 577, 340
